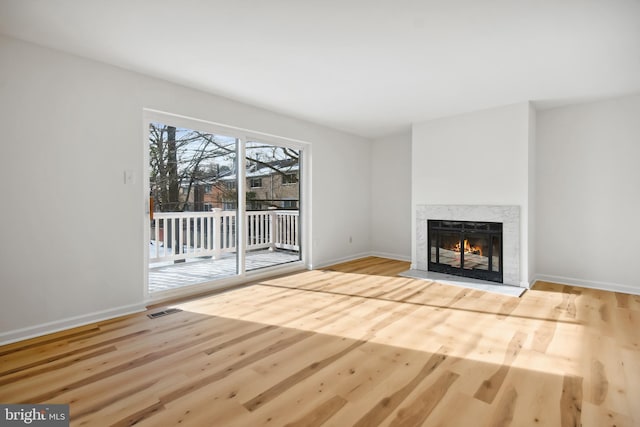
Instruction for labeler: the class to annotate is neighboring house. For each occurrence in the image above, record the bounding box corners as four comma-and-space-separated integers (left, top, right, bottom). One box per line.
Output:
210, 160, 300, 211
151, 160, 300, 212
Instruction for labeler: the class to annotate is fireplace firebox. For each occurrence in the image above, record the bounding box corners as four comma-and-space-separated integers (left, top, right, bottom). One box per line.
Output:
428, 220, 503, 283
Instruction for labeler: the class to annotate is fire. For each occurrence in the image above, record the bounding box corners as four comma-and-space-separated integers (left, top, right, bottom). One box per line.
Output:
453, 239, 483, 256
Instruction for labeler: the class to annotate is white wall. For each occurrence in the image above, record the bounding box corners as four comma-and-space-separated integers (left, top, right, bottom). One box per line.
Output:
370, 131, 412, 261
311, 131, 372, 267
411, 102, 533, 286
536, 94, 640, 294
0, 35, 371, 343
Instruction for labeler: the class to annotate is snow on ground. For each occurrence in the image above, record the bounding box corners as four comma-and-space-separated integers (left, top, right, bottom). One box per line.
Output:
149, 240, 211, 268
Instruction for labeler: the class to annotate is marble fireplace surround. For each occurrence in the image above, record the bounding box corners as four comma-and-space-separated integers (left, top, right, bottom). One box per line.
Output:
416, 205, 521, 287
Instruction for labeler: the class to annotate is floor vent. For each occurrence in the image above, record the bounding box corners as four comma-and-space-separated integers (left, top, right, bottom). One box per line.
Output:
147, 308, 182, 319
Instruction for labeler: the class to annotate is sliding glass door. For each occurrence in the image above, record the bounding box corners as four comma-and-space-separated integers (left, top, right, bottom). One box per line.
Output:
145, 114, 303, 296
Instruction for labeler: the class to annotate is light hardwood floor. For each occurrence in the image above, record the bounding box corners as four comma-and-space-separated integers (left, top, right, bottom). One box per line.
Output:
1, 257, 639, 426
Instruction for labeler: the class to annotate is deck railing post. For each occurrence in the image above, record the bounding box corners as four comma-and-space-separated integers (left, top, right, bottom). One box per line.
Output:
212, 208, 222, 259
268, 209, 277, 252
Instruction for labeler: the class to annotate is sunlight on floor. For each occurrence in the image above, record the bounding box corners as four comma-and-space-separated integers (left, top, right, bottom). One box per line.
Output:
173, 269, 583, 377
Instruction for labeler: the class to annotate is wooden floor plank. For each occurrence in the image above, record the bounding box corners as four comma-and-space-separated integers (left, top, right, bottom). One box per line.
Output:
1, 257, 639, 426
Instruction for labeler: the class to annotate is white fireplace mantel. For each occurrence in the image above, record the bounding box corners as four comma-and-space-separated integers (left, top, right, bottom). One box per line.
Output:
416, 205, 521, 287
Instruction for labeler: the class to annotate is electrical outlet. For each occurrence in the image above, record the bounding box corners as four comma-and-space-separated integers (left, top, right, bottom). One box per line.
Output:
124, 169, 135, 184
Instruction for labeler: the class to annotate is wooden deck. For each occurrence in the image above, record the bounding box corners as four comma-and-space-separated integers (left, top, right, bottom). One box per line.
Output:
1, 257, 639, 426
148, 249, 300, 293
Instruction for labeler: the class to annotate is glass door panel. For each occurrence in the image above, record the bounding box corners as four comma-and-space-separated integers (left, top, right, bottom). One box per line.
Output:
437, 232, 462, 268
148, 122, 239, 293
462, 234, 490, 271
244, 141, 301, 272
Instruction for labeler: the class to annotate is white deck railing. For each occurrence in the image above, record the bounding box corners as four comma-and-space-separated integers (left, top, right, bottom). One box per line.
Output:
150, 209, 299, 263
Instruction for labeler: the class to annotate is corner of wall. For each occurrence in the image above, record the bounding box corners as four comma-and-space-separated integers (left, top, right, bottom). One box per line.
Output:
527, 102, 537, 286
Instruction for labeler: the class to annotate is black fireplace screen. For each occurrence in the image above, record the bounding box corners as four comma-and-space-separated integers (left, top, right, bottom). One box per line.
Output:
428, 220, 503, 283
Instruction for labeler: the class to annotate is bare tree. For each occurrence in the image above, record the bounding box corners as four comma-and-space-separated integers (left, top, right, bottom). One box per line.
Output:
149, 123, 227, 211
149, 123, 300, 212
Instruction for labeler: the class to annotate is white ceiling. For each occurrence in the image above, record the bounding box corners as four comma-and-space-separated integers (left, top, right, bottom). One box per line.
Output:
1, 0, 639, 139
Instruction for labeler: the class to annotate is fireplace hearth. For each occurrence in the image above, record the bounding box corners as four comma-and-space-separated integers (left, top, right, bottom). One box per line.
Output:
428, 220, 503, 283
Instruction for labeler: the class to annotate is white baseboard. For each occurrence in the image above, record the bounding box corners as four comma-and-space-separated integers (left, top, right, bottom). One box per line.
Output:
310, 252, 373, 270
369, 251, 411, 262
533, 274, 640, 296
0, 303, 146, 346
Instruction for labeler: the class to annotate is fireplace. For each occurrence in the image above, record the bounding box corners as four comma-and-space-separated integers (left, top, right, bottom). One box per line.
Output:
428, 220, 503, 283
416, 205, 520, 286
